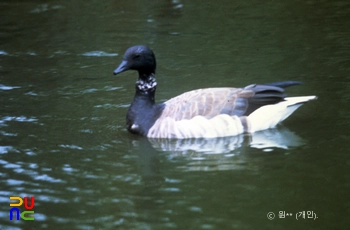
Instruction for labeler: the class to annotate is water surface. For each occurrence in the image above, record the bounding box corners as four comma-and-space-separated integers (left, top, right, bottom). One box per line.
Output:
0, 0, 349, 229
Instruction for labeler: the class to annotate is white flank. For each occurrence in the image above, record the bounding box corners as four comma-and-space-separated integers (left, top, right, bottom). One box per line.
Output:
148, 114, 245, 139
248, 96, 317, 133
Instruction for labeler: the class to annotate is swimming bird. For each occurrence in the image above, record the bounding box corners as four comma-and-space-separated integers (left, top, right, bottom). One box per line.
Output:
113, 45, 316, 139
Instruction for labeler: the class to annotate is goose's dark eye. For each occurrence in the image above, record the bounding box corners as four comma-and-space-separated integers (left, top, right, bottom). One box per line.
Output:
134, 54, 140, 59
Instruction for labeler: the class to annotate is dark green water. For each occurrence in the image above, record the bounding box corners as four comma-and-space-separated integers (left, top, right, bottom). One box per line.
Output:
1, 0, 349, 229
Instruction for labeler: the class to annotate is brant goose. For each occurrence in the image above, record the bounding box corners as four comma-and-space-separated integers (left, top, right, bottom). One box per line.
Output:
113, 45, 316, 139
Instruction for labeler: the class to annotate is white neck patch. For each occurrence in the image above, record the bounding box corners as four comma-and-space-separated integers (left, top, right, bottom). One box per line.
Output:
136, 75, 157, 91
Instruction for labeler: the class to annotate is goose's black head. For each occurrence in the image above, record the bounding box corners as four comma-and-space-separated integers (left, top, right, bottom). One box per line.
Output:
113, 45, 156, 80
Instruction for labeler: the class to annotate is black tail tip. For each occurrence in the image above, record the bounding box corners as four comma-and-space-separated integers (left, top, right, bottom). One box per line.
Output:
263, 81, 302, 88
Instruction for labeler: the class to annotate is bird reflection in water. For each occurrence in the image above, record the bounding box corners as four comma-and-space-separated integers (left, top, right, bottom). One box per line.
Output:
134, 126, 304, 173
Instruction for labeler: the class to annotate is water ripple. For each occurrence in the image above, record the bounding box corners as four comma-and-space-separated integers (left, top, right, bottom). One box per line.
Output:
34, 174, 64, 183
6, 179, 24, 186
0, 84, 20, 90
0, 146, 20, 154
1, 116, 38, 123
30, 4, 64, 13
3, 163, 21, 169
94, 103, 128, 109
81, 51, 118, 57
59, 144, 83, 150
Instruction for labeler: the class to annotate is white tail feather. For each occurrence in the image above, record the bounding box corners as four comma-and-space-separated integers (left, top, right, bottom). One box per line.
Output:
248, 96, 317, 132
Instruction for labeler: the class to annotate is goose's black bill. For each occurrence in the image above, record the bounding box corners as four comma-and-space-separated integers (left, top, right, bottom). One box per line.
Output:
113, 60, 128, 75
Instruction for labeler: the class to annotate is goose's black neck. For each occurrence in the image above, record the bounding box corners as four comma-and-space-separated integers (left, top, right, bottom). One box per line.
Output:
113, 45, 163, 136
127, 74, 164, 136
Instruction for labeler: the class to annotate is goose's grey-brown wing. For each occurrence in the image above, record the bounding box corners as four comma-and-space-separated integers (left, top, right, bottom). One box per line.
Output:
160, 88, 254, 120
160, 82, 288, 121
